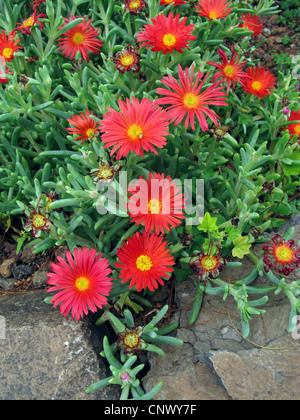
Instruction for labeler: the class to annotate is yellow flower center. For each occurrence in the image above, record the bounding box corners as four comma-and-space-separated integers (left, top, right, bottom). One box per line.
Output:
75, 276, 90, 291
124, 332, 139, 348
127, 124, 143, 140
97, 166, 114, 179
72, 32, 85, 45
32, 214, 46, 228
120, 53, 135, 66
163, 33, 177, 47
294, 125, 300, 135
129, 0, 141, 8
275, 245, 293, 263
209, 11, 218, 20
136, 255, 153, 271
86, 128, 96, 138
183, 92, 199, 109
148, 199, 162, 214
2, 48, 13, 59
252, 81, 262, 91
23, 16, 34, 27
224, 65, 235, 77
164, 0, 173, 2
201, 255, 218, 271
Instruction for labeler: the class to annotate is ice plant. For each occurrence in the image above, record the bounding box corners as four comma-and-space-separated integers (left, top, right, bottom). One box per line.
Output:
30, 0, 47, 11
195, 0, 232, 20
111, 45, 141, 73
88, 160, 123, 184
241, 66, 276, 99
0, 30, 22, 62
189, 246, 226, 281
14, 11, 46, 35
46, 247, 113, 321
239, 13, 263, 36
115, 231, 175, 292
24, 207, 51, 238
285, 110, 300, 140
124, 0, 147, 14
100, 97, 170, 159
56, 16, 103, 62
207, 45, 248, 95
160, 0, 186, 5
128, 172, 185, 235
0, 56, 12, 84
136, 13, 197, 55
117, 326, 143, 355
263, 234, 300, 276
156, 64, 227, 131
67, 110, 101, 143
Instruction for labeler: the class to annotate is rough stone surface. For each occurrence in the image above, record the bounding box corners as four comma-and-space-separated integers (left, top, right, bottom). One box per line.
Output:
143, 217, 300, 400
0, 291, 119, 400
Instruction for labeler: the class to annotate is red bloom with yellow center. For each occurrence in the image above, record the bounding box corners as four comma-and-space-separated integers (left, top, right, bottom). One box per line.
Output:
67, 110, 101, 143
285, 110, 300, 140
56, 16, 103, 62
156, 64, 227, 131
195, 0, 232, 20
15, 11, 46, 35
0, 56, 12, 84
239, 13, 263, 36
117, 326, 144, 355
111, 45, 141, 73
189, 247, 226, 281
263, 234, 300, 276
100, 97, 170, 159
136, 13, 196, 55
241, 66, 276, 99
0, 30, 22, 62
207, 45, 248, 95
24, 207, 51, 238
47, 247, 113, 321
124, 0, 147, 15
115, 231, 175, 292
160, 0, 187, 6
128, 172, 185, 235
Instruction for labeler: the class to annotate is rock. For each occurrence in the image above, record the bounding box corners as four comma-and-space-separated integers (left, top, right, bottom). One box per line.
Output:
0, 258, 16, 278
143, 217, 300, 400
12, 264, 34, 279
263, 28, 271, 37
32, 270, 49, 288
0, 277, 15, 290
0, 292, 119, 400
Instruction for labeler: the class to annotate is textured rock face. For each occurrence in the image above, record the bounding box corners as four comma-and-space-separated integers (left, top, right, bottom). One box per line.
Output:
144, 220, 300, 400
0, 292, 119, 400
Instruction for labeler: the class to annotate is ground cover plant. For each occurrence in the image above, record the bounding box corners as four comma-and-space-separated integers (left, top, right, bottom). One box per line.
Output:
0, 0, 299, 400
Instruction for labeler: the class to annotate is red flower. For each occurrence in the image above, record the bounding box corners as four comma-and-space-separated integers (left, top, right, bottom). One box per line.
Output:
195, 0, 232, 20
0, 30, 22, 62
128, 172, 185, 235
156, 64, 227, 131
207, 45, 248, 95
0, 56, 12, 84
100, 97, 170, 159
160, 0, 187, 6
239, 13, 263, 36
24, 207, 51, 238
14, 11, 46, 35
284, 110, 300, 140
47, 247, 113, 321
263, 234, 300, 276
124, 0, 147, 15
67, 110, 101, 143
241, 66, 276, 99
189, 246, 226, 281
115, 231, 175, 292
136, 12, 196, 55
30, 0, 47, 11
56, 16, 103, 62
111, 45, 141, 73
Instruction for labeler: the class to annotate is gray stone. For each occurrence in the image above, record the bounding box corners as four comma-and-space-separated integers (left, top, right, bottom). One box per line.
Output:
0, 291, 119, 400
0, 277, 15, 291
12, 265, 34, 280
32, 270, 48, 288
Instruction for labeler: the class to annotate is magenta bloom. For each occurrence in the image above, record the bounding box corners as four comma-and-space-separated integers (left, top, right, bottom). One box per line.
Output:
47, 247, 113, 320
